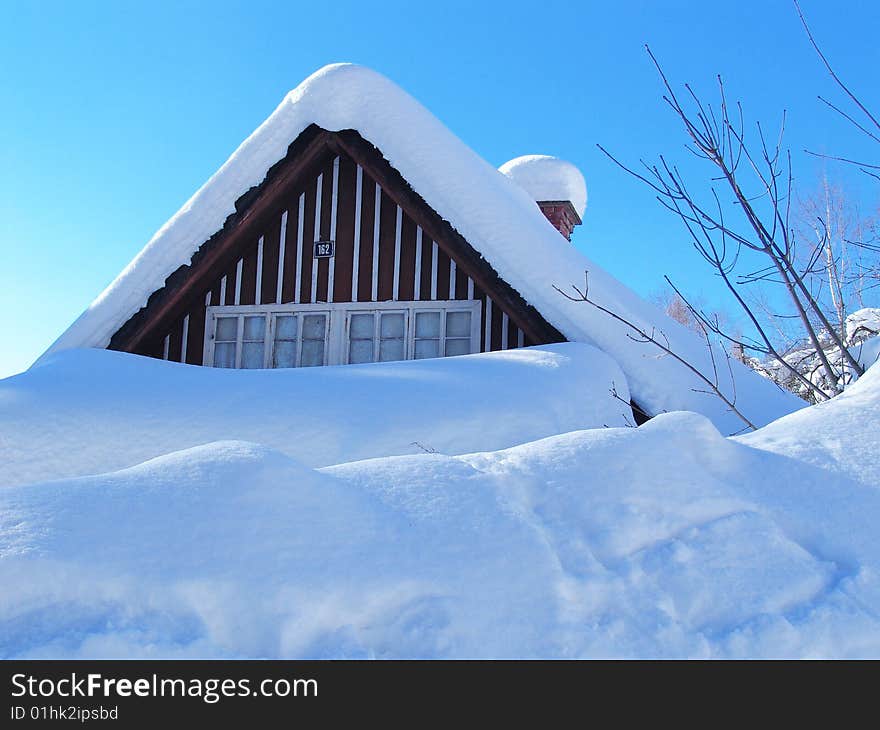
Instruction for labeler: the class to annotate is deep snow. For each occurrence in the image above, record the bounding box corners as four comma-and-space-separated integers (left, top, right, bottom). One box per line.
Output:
1, 349, 879, 658
0, 344, 631, 488
40, 63, 802, 435
739, 356, 880, 489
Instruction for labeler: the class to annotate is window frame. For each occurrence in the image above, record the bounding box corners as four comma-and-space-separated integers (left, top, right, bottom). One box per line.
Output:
204, 300, 483, 369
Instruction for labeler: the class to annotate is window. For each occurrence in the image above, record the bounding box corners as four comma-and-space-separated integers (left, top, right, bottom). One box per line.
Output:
207, 311, 329, 369
347, 310, 408, 364
205, 300, 481, 369
413, 309, 473, 359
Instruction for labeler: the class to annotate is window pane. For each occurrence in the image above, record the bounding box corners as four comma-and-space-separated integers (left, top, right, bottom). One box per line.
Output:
275, 315, 297, 341
241, 341, 264, 368
273, 340, 296, 368
415, 311, 441, 338
379, 338, 405, 362
301, 339, 325, 367
216, 317, 238, 342
446, 311, 471, 338
445, 338, 471, 356
414, 339, 440, 359
243, 316, 265, 341
213, 342, 235, 368
303, 314, 326, 340
380, 313, 405, 339
350, 313, 375, 339
349, 339, 374, 364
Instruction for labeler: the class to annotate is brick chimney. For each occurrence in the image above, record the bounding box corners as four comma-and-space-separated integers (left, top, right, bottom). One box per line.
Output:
537, 200, 582, 241
498, 155, 587, 241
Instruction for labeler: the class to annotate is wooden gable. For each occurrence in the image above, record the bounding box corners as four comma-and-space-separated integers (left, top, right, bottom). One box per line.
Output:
108, 125, 565, 365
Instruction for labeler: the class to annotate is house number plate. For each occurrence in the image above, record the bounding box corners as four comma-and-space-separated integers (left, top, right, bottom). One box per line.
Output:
314, 240, 335, 258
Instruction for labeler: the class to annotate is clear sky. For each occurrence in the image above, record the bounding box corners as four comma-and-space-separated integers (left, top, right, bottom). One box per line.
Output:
1, 0, 877, 377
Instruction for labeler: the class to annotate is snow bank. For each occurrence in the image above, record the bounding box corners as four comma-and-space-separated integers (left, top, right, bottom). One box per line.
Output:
40, 63, 802, 434
498, 155, 588, 217
4, 410, 880, 658
0, 343, 632, 488
739, 360, 880, 488
0, 441, 560, 658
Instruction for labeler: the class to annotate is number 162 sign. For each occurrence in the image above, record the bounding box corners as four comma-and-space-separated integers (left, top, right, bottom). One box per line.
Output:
314, 240, 335, 258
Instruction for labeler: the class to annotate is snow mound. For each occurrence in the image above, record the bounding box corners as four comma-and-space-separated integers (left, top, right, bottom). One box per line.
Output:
739, 359, 880, 488
0, 440, 561, 658
4, 410, 880, 658
498, 154, 587, 218
847, 307, 880, 345
0, 343, 632, 488
40, 63, 802, 435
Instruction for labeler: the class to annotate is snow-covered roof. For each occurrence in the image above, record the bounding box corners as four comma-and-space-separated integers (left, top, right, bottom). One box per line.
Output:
40, 63, 803, 433
499, 155, 587, 219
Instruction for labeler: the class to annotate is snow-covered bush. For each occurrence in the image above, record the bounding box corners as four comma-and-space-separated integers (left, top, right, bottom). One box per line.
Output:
747, 308, 880, 402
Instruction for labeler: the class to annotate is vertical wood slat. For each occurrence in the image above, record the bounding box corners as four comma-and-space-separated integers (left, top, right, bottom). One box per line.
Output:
295, 193, 305, 303
276, 210, 288, 304
219, 275, 227, 307
162, 335, 170, 360
435, 247, 450, 303
351, 165, 362, 302
255, 236, 264, 305
430, 241, 438, 300
449, 260, 456, 300
467, 277, 474, 300
371, 184, 381, 301
356, 175, 375, 302
234, 259, 243, 305
414, 227, 423, 300
311, 172, 323, 304
170, 323, 183, 362
484, 298, 492, 352
392, 205, 402, 300
377, 190, 396, 301
328, 156, 339, 303
180, 315, 189, 362
501, 312, 509, 350
260, 217, 280, 306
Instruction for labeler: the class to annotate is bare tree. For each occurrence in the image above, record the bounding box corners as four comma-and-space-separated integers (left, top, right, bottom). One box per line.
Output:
650, 287, 738, 339
794, 0, 879, 180
598, 46, 866, 402
555, 272, 758, 433
797, 174, 878, 331
795, 0, 880, 297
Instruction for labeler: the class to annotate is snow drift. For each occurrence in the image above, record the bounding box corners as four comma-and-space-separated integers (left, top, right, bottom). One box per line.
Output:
4, 405, 880, 658
2, 347, 879, 657
739, 357, 880, 489
0, 343, 632, 488
39, 63, 801, 434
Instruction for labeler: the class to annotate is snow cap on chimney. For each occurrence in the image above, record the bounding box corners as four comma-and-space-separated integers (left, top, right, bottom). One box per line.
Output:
499, 155, 587, 240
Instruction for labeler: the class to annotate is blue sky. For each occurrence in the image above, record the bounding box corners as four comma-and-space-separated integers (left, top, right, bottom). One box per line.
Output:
1, 0, 877, 377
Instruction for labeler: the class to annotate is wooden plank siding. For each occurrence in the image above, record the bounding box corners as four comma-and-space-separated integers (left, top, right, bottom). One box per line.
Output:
157, 150, 527, 364
112, 128, 562, 365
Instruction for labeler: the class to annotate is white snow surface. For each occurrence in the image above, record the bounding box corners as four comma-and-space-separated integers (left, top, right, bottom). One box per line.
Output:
2, 350, 880, 656
498, 154, 588, 218
739, 360, 880, 489
40, 63, 801, 435
0, 344, 632, 489
858, 335, 880, 371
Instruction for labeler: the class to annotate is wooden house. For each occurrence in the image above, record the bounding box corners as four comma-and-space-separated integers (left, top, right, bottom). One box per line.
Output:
42, 64, 801, 434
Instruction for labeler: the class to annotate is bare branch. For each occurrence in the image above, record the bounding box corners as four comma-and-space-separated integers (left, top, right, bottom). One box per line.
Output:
555, 272, 759, 432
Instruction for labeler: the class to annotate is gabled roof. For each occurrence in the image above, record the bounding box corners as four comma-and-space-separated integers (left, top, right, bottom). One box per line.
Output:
106, 125, 565, 355
41, 63, 803, 434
